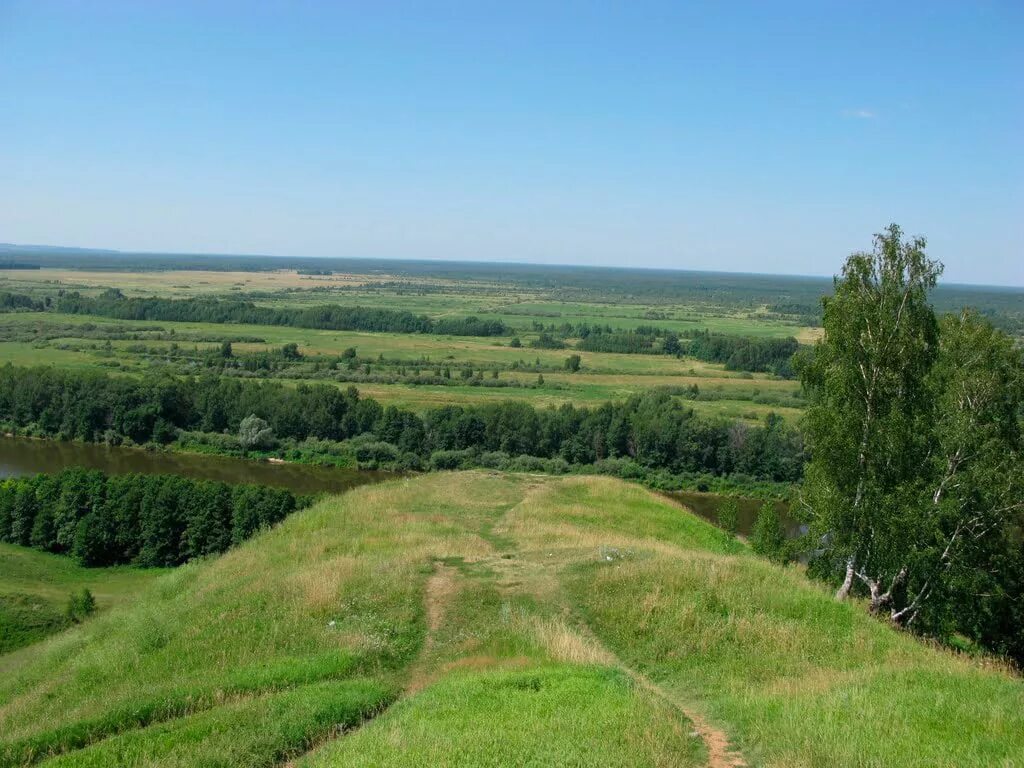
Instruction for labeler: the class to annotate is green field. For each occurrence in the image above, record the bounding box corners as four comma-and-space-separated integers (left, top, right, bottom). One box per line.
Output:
1, 473, 1019, 766
0, 267, 821, 338
4, 263, 1019, 427
0, 305, 805, 422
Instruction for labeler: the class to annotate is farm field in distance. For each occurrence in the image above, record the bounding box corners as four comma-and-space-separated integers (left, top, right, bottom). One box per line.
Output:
4, 260, 1021, 422
0, 262, 824, 422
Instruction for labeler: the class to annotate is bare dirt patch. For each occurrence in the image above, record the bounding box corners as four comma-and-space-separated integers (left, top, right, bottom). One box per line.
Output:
625, 670, 746, 768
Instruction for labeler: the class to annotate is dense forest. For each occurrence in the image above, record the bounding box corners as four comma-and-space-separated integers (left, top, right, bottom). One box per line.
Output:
0, 468, 305, 567
0, 292, 46, 311
53, 290, 508, 337
576, 326, 676, 354
0, 365, 804, 482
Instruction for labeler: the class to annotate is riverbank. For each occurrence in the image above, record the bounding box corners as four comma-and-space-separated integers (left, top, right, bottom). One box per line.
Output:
0, 433, 393, 495
0, 431, 795, 536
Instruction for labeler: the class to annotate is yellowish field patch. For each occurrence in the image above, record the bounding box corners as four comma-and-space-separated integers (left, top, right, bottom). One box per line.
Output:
0, 268, 384, 294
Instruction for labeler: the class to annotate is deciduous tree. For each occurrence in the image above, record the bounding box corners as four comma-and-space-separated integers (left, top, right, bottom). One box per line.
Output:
800, 226, 1023, 650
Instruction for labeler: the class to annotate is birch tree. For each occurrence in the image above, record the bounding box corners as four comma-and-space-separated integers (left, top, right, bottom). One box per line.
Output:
801, 225, 1024, 642
801, 224, 941, 602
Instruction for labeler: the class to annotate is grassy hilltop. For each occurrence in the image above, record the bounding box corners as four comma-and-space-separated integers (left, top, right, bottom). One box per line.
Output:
1, 472, 1021, 767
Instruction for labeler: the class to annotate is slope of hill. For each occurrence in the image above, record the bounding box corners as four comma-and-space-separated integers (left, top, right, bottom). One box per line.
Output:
0, 545, 164, 659
0, 472, 1020, 767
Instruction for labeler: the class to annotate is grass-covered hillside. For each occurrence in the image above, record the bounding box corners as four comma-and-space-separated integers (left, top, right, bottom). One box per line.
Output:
1, 473, 1020, 767
0, 545, 163, 660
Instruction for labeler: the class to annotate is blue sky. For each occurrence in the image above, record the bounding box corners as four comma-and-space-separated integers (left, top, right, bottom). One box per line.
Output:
0, 1, 1021, 285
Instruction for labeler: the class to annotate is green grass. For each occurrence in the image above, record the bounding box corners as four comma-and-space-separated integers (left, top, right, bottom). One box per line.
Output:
0, 594, 68, 655
0, 544, 164, 605
37, 680, 391, 768
0, 308, 804, 422
565, 553, 1024, 767
2, 472, 1020, 766
301, 483, 707, 768
0, 342, 103, 369
304, 665, 703, 768
0, 545, 164, 658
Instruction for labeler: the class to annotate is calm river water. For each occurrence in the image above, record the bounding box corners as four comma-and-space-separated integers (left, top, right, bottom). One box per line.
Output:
0, 437, 798, 536
664, 490, 799, 537
0, 436, 392, 495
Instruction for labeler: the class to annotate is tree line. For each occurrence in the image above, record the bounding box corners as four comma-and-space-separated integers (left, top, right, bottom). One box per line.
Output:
0, 365, 804, 482
0, 468, 306, 567
576, 325, 799, 376
577, 327, 679, 355
51, 289, 508, 337
0, 292, 47, 311
687, 331, 799, 376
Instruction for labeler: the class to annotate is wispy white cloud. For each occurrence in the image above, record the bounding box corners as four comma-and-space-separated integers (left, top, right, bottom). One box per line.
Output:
842, 108, 877, 119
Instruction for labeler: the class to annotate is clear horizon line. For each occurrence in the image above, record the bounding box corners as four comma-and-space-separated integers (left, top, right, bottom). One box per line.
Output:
2, 240, 1021, 292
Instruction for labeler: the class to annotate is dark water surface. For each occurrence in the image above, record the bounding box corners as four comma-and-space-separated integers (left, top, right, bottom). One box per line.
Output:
0, 436, 393, 495
0, 437, 799, 534
664, 490, 800, 537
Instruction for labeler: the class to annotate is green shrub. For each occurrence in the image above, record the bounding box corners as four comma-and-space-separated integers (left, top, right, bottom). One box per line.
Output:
66, 588, 97, 623
717, 499, 739, 536
751, 501, 787, 562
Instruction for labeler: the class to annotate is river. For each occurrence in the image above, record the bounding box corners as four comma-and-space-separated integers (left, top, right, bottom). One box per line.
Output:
1, 436, 799, 536
0, 436, 392, 495
664, 490, 800, 538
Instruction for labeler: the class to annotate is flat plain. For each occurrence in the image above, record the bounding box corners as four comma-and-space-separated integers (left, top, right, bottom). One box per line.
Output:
0, 265, 825, 422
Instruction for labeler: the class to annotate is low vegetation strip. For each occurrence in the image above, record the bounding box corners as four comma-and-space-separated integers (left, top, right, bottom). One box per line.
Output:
53, 290, 509, 337
34, 681, 392, 768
